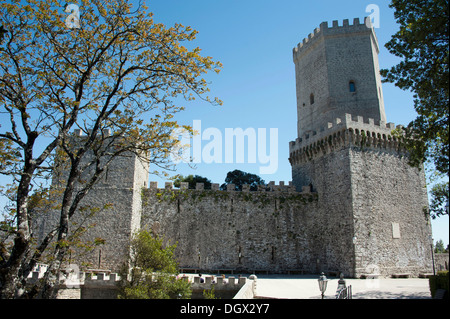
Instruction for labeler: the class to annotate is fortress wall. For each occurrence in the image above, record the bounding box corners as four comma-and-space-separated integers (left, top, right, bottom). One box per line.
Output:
290, 123, 433, 277
36, 138, 149, 272
291, 141, 356, 276
36, 187, 136, 271
349, 146, 433, 277
140, 181, 357, 276
140, 184, 355, 275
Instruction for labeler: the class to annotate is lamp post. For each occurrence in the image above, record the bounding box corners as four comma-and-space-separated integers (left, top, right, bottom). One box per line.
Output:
352, 236, 357, 278
429, 236, 436, 276
318, 272, 328, 299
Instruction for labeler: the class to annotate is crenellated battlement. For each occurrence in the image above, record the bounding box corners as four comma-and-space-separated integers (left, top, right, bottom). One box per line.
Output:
190, 274, 247, 288
293, 17, 378, 60
26, 267, 254, 299
289, 113, 400, 151
289, 113, 405, 164
148, 180, 309, 194
27, 267, 121, 289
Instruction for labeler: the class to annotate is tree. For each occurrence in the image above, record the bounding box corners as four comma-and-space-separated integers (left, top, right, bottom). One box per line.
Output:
118, 230, 191, 299
429, 181, 449, 219
0, 25, 6, 43
0, 0, 221, 298
380, 0, 449, 176
220, 169, 265, 191
173, 174, 212, 190
434, 239, 446, 253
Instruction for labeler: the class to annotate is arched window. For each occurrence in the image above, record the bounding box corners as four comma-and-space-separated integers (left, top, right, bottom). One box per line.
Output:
349, 81, 356, 93
310, 93, 315, 105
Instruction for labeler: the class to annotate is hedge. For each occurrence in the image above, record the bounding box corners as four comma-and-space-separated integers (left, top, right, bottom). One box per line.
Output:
429, 271, 449, 299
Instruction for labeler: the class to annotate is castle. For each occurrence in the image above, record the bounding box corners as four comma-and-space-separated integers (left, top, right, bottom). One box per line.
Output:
39, 17, 433, 278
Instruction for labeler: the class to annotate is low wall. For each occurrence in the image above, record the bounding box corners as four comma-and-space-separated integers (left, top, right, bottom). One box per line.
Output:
27, 267, 256, 299
435, 253, 449, 272
233, 275, 257, 299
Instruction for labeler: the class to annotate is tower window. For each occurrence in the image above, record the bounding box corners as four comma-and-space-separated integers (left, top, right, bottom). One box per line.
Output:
349, 81, 356, 93
310, 93, 315, 105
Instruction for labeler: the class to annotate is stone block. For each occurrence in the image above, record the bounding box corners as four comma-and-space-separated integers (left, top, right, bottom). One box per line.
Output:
164, 182, 173, 189
180, 182, 189, 190
196, 183, 204, 190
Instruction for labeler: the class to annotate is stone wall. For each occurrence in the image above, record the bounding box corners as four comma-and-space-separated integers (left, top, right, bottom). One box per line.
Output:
140, 183, 338, 274
36, 140, 149, 271
349, 145, 433, 277
291, 134, 356, 276
33, 18, 434, 282
435, 253, 449, 272
289, 116, 433, 277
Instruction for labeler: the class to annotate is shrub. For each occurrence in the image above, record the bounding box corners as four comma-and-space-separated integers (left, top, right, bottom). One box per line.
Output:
429, 271, 449, 299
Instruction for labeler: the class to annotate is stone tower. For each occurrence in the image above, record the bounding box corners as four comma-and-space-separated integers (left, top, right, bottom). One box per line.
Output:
289, 18, 433, 277
293, 17, 386, 138
39, 129, 150, 271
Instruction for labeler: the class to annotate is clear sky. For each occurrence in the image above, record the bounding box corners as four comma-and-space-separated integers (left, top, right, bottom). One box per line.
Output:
0, 0, 448, 246
147, 0, 414, 182
142, 0, 448, 246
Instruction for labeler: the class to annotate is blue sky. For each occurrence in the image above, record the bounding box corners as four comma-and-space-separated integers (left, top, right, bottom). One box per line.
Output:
0, 0, 447, 246
147, 0, 414, 182
143, 0, 448, 246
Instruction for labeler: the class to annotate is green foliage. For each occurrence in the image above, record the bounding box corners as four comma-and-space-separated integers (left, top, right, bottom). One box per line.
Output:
434, 239, 447, 253
429, 181, 449, 219
118, 230, 191, 299
203, 286, 218, 299
380, 0, 449, 176
173, 174, 212, 189
429, 271, 449, 299
0, 0, 221, 298
220, 170, 265, 191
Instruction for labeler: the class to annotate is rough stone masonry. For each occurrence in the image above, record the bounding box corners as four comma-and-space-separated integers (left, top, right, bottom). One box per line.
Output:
38, 17, 433, 278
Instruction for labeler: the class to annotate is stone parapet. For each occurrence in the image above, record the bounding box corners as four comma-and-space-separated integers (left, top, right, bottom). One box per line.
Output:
293, 17, 378, 61
150, 181, 301, 193
288, 113, 404, 164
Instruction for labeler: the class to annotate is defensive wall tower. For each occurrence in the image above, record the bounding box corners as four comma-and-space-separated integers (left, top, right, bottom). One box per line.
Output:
289, 18, 433, 277
38, 129, 149, 271
293, 17, 386, 138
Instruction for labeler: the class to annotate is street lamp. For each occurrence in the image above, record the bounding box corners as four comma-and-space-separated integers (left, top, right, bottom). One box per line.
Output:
318, 272, 328, 299
429, 235, 436, 276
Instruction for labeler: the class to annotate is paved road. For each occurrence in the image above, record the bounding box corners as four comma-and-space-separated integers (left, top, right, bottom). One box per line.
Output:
254, 274, 431, 299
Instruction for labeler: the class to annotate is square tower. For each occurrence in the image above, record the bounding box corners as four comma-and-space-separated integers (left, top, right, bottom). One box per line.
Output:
293, 18, 386, 138
289, 18, 433, 277
37, 130, 150, 271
